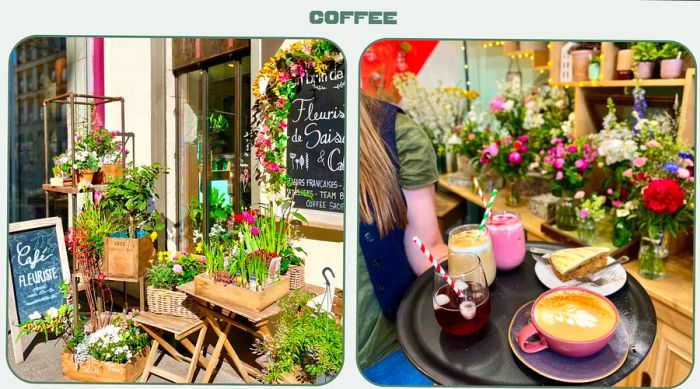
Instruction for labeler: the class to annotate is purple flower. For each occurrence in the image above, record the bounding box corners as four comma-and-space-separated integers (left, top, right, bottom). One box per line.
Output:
172, 264, 183, 274
664, 162, 680, 173
251, 226, 260, 236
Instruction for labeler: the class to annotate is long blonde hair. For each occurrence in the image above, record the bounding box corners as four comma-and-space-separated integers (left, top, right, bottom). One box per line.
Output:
359, 95, 407, 237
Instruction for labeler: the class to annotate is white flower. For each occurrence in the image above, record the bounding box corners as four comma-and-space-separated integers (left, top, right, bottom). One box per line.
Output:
258, 77, 269, 95
46, 307, 59, 319
503, 100, 515, 112
28, 311, 41, 320
616, 208, 630, 218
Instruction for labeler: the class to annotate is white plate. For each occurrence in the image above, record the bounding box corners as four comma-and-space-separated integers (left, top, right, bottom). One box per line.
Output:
534, 256, 627, 296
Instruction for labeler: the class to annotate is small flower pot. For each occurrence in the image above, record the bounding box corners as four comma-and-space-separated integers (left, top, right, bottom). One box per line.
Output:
571, 50, 593, 81
636, 61, 656, 79
660, 59, 684, 79
616, 49, 634, 72
588, 63, 601, 81
77, 169, 94, 185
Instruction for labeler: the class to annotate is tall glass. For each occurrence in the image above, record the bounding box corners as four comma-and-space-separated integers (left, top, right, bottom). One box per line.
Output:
433, 253, 491, 336
448, 224, 497, 285
486, 211, 526, 271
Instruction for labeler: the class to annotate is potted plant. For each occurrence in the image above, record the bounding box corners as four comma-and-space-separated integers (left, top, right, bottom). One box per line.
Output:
450, 110, 491, 181
616, 42, 634, 80
631, 42, 660, 79
73, 111, 126, 184
570, 44, 595, 82
658, 42, 685, 79
61, 312, 151, 382
51, 152, 72, 186
146, 250, 205, 319
74, 150, 100, 185
102, 163, 166, 279
253, 290, 343, 384
588, 54, 602, 81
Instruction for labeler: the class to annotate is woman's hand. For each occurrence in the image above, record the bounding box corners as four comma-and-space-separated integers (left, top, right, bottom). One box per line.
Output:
402, 184, 449, 276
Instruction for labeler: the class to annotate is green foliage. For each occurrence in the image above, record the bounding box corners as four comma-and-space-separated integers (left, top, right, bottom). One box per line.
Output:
631, 42, 660, 62
254, 291, 343, 383
103, 162, 167, 238
147, 251, 206, 289
74, 192, 121, 264
657, 42, 684, 60
187, 187, 233, 246
17, 281, 74, 342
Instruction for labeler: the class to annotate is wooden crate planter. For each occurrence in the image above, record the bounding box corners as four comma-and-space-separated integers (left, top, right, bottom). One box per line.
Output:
194, 273, 290, 312
103, 234, 154, 279
61, 347, 149, 383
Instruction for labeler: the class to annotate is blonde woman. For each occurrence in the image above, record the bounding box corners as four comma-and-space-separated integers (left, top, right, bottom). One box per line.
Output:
358, 95, 448, 384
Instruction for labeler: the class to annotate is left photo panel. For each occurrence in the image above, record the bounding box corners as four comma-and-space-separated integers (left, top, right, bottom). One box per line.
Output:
7, 37, 345, 384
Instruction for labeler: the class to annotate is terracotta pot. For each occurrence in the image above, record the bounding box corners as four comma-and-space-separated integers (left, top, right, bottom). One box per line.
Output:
77, 169, 94, 184
571, 50, 593, 81
636, 61, 656, 79
616, 49, 634, 71
660, 59, 684, 79
101, 163, 124, 183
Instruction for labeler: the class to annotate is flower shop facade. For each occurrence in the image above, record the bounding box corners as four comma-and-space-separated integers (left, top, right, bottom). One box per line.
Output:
8, 37, 345, 383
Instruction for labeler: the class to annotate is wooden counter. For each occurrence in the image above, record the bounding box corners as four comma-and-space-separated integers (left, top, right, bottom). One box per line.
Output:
438, 174, 694, 387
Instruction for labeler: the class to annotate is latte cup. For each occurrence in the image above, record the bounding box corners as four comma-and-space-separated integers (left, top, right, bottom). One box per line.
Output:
517, 286, 619, 358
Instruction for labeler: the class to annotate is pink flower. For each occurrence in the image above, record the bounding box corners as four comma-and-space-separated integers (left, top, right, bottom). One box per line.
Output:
468, 133, 476, 140
171, 253, 178, 261
553, 158, 565, 170
489, 96, 505, 112
623, 168, 633, 178
678, 168, 691, 179
633, 157, 647, 168
519, 135, 528, 143
555, 171, 564, 180
279, 72, 290, 82
480, 143, 499, 163
200, 256, 207, 264
607, 188, 614, 195
276, 98, 285, 108
508, 152, 523, 165
580, 208, 589, 219
251, 226, 259, 236
575, 159, 588, 171
568, 145, 578, 153
646, 140, 661, 148
612, 200, 622, 208
172, 264, 183, 274
279, 119, 287, 129
519, 145, 528, 153
268, 162, 281, 172
574, 191, 585, 200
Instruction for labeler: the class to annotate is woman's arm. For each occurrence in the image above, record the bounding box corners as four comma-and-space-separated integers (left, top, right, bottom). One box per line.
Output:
402, 184, 449, 276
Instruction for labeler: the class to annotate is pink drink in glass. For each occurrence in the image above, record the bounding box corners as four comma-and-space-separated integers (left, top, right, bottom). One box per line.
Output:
486, 211, 526, 271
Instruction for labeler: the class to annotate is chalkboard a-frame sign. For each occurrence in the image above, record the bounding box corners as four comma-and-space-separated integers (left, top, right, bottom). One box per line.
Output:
8, 217, 70, 363
286, 60, 345, 217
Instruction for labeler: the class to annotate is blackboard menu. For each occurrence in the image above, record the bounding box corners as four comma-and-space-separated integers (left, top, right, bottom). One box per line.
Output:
287, 60, 345, 213
9, 225, 66, 323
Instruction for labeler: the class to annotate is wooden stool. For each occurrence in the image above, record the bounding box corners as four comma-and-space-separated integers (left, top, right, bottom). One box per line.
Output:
134, 311, 209, 383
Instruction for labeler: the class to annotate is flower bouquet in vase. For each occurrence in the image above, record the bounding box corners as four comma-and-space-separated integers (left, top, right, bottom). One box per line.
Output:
576, 192, 607, 243
450, 110, 491, 182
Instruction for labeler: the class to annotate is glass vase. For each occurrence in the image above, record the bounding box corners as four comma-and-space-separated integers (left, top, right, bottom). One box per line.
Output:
612, 215, 633, 248
555, 196, 578, 231
577, 218, 596, 243
638, 226, 670, 280
506, 180, 520, 207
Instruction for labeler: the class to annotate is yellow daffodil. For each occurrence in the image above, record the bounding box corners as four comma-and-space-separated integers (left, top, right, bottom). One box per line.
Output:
150, 231, 158, 242
196, 242, 203, 254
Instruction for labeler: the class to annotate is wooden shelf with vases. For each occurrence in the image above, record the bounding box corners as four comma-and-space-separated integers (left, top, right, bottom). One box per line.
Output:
550, 77, 688, 88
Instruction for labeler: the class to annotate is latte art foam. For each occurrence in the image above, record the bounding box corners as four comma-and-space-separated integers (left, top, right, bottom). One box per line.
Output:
534, 290, 616, 342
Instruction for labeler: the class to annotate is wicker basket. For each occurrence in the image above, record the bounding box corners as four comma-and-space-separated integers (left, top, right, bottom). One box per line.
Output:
288, 265, 305, 290
146, 286, 199, 319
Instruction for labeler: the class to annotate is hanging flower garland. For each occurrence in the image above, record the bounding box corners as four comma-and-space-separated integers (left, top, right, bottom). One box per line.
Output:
252, 39, 343, 197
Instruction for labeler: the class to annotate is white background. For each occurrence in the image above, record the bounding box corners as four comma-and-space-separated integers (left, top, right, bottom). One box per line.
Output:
1, 0, 699, 388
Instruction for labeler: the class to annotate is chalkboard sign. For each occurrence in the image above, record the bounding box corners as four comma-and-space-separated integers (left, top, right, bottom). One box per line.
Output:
287, 60, 345, 213
8, 217, 70, 324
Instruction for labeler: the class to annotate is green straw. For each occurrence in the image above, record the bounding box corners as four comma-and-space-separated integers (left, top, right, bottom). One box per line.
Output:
478, 188, 498, 232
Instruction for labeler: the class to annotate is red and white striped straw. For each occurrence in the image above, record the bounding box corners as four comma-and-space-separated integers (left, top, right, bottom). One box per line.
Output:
473, 177, 487, 207
412, 237, 463, 297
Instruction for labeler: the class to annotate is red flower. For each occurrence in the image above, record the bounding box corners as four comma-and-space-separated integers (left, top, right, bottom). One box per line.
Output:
643, 178, 685, 214
234, 214, 244, 224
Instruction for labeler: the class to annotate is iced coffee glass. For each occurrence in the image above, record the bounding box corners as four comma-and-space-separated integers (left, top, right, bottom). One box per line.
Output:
448, 224, 496, 286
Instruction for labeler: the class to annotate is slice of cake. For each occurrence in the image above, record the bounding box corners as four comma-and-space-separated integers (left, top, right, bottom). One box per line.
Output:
549, 247, 610, 282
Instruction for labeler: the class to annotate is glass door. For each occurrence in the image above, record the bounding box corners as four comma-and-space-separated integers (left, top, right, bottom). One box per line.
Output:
176, 54, 251, 250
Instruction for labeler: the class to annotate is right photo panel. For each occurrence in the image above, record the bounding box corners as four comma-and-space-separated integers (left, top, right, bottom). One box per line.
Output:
357, 40, 695, 386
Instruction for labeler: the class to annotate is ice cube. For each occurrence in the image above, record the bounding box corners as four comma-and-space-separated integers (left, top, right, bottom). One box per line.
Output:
434, 294, 450, 310
454, 281, 469, 293
460, 301, 476, 320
